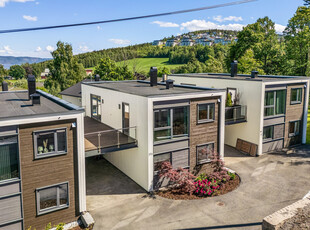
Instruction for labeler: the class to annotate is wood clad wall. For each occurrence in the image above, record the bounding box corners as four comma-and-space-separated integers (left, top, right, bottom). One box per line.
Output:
19, 120, 78, 230
284, 85, 304, 147
189, 97, 220, 175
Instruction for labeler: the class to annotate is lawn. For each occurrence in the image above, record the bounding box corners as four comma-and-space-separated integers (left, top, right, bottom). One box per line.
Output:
89, 58, 184, 74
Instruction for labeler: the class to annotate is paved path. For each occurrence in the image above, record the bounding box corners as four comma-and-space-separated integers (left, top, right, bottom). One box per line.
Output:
86, 146, 310, 230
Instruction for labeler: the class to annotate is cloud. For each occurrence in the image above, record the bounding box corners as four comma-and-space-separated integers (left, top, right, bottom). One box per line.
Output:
79, 45, 91, 52
275, 24, 286, 34
0, 0, 34, 7
213, 15, 243, 23
35, 46, 42, 52
46, 45, 54, 52
0, 45, 13, 54
180, 20, 245, 32
109, 38, 131, 45
151, 21, 179, 28
35, 1, 39, 4
97, 26, 102, 30
23, 15, 37, 21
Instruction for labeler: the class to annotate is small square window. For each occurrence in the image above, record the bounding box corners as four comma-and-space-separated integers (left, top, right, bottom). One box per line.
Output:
263, 126, 274, 140
153, 153, 171, 172
36, 182, 69, 215
34, 128, 67, 159
289, 121, 300, 137
196, 143, 214, 164
197, 103, 215, 123
291, 88, 302, 104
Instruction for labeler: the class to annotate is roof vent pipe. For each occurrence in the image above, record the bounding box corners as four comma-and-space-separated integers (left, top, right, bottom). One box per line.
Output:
162, 74, 167, 82
150, 67, 158, 87
94, 74, 100, 81
231, 60, 238, 77
1, 81, 8, 91
251, 71, 258, 78
30, 93, 41, 105
27, 75, 36, 100
166, 79, 174, 89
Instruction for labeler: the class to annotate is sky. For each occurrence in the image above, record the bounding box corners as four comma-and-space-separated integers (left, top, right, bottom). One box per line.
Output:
0, 0, 305, 58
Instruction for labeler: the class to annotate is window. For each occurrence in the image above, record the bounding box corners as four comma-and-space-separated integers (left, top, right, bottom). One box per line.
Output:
36, 182, 69, 215
153, 153, 170, 172
263, 126, 274, 140
34, 128, 67, 159
264, 90, 286, 117
154, 107, 189, 142
196, 143, 214, 164
291, 88, 302, 104
289, 121, 300, 137
91, 94, 101, 120
0, 135, 19, 182
197, 103, 215, 123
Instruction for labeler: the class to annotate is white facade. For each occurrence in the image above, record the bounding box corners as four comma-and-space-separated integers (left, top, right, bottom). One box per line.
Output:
62, 95, 82, 107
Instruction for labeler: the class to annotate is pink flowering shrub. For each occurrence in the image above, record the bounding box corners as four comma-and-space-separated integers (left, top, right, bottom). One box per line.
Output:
208, 151, 231, 183
158, 162, 196, 195
194, 178, 220, 196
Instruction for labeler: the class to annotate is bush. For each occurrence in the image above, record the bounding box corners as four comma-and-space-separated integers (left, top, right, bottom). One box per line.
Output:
13, 79, 27, 89
194, 177, 220, 196
228, 171, 236, 180
208, 151, 230, 183
158, 161, 196, 195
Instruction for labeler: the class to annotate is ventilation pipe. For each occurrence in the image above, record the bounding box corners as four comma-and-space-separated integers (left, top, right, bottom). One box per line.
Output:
251, 71, 258, 78
27, 75, 36, 100
150, 67, 158, 87
1, 81, 8, 91
231, 60, 238, 77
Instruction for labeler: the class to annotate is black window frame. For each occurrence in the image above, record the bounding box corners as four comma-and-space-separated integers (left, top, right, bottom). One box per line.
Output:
36, 182, 69, 216
91, 94, 102, 121
290, 88, 302, 105
264, 90, 286, 117
197, 103, 215, 124
33, 128, 67, 159
196, 142, 215, 165
289, 120, 301, 137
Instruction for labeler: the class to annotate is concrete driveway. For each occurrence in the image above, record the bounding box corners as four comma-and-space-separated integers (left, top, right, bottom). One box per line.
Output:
86, 146, 310, 230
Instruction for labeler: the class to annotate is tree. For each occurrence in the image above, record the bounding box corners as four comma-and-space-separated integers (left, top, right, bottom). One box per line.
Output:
9, 65, 26, 79
304, 0, 310, 6
22, 63, 33, 76
205, 56, 223, 73
94, 57, 133, 81
44, 41, 85, 95
158, 66, 170, 78
238, 49, 265, 74
284, 6, 310, 76
0, 64, 7, 77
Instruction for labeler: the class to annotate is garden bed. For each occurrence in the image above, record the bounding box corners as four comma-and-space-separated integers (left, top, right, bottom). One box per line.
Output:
156, 174, 240, 200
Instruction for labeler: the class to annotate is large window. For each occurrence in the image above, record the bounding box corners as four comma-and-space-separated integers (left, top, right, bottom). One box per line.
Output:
196, 142, 214, 164
197, 103, 215, 123
36, 182, 69, 215
291, 88, 302, 104
289, 121, 300, 137
91, 94, 101, 121
264, 90, 286, 117
0, 135, 19, 182
153, 153, 170, 172
263, 126, 274, 141
154, 107, 188, 142
34, 128, 67, 159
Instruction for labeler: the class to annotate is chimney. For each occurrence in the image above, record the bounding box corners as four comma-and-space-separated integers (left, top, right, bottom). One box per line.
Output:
1, 81, 8, 91
30, 93, 41, 105
150, 67, 158, 87
231, 60, 238, 77
251, 71, 258, 78
162, 74, 167, 82
166, 79, 174, 89
95, 74, 100, 81
27, 75, 36, 100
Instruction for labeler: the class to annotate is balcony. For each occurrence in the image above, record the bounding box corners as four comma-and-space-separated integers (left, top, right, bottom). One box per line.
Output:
84, 117, 138, 157
225, 105, 247, 125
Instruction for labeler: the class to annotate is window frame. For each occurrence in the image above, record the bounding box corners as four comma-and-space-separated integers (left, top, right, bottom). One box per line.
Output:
36, 182, 69, 216
197, 103, 216, 124
264, 90, 286, 117
289, 120, 301, 137
290, 88, 302, 105
196, 142, 215, 165
33, 128, 67, 159
91, 94, 102, 121
263, 126, 274, 141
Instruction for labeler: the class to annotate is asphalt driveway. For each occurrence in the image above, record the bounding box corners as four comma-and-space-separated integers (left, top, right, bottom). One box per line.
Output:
86, 146, 310, 230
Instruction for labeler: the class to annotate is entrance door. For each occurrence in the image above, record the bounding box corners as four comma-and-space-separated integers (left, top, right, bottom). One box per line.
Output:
122, 103, 129, 135
91, 94, 101, 121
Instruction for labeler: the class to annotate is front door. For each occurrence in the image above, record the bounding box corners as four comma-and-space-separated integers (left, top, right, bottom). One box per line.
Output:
122, 103, 129, 135
91, 94, 101, 121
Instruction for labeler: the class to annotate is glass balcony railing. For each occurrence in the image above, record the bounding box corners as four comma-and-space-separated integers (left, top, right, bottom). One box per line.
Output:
225, 105, 247, 125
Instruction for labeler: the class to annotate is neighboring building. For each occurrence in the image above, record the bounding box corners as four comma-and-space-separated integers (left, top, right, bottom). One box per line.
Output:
40, 68, 50, 79
81, 69, 226, 191
0, 78, 86, 230
165, 39, 179, 47
169, 65, 310, 156
85, 69, 93, 76
60, 79, 91, 107
195, 38, 213, 46
152, 40, 164, 46
179, 38, 194, 46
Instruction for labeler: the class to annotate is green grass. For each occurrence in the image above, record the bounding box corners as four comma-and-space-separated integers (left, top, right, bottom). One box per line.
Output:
90, 58, 184, 73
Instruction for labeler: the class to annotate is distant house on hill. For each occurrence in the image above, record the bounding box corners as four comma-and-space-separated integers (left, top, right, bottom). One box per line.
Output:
195, 38, 213, 46
180, 38, 194, 46
165, 39, 179, 47
40, 68, 50, 79
152, 40, 164, 46
85, 69, 93, 76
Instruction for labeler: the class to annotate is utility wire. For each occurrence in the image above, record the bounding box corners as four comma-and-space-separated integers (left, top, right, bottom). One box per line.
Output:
0, 0, 257, 34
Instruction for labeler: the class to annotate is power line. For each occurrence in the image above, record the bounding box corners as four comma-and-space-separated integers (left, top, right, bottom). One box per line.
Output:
0, 0, 257, 34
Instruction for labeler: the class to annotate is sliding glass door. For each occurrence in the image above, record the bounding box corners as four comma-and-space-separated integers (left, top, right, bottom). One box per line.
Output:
91, 94, 101, 121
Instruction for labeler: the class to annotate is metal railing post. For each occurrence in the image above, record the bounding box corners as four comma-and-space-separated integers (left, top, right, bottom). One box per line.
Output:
98, 133, 101, 153
117, 131, 120, 148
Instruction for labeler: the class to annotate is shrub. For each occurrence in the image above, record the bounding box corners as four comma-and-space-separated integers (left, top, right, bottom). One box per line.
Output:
208, 151, 230, 183
195, 173, 207, 181
194, 178, 220, 196
158, 161, 196, 195
228, 171, 236, 180
45, 223, 52, 230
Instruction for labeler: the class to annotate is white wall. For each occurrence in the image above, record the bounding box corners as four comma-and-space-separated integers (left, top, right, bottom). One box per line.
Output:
169, 75, 264, 154
61, 95, 82, 107
82, 83, 150, 190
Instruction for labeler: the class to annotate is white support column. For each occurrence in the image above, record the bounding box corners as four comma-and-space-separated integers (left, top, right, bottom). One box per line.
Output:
302, 80, 310, 144
258, 84, 265, 156
147, 98, 154, 192
219, 92, 226, 159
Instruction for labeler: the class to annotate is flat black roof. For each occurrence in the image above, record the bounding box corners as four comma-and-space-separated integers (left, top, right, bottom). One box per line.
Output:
82, 80, 224, 97
60, 79, 91, 98
0, 90, 83, 119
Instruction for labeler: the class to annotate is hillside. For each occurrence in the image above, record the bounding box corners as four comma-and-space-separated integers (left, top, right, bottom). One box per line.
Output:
0, 56, 49, 69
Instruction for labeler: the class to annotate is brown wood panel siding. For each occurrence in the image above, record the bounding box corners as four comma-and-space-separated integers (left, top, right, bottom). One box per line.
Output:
172, 149, 189, 168
284, 85, 304, 147
274, 124, 284, 139
189, 97, 219, 175
19, 120, 78, 230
